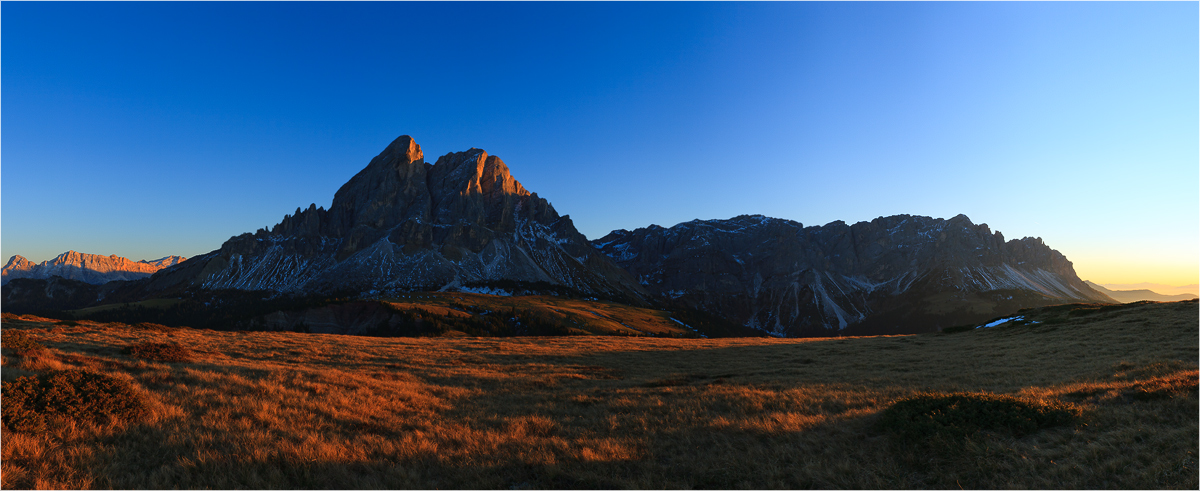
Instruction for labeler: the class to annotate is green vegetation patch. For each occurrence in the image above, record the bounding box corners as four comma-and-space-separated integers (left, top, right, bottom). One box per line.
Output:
1, 369, 148, 432
1, 330, 45, 355
877, 392, 1080, 444
122, 342, 194, 362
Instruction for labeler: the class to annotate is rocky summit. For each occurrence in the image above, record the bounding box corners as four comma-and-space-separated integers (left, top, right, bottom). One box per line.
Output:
1, 251, 186, 285
147, 136, 646, 300
593, 214, 1114, 337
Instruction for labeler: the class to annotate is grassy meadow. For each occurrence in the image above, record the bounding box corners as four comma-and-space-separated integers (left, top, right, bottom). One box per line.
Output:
1, 299, 1196, 489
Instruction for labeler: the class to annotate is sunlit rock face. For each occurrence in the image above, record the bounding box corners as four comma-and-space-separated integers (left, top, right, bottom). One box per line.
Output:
593, 214, 1114, 337
148, 135, 645, 300
1, 252, 187, 285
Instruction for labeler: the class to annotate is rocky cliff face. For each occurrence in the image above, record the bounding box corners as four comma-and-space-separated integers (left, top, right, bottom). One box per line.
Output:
2, 252, 187, 285
593, 214, 1114, 336
149, 135, 645, 300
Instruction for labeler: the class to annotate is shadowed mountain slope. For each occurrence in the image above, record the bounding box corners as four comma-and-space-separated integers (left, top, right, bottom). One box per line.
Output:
593, 214, 1115, 336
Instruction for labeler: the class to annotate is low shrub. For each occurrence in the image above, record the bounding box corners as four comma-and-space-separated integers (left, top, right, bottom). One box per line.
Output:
1, 369, 148, 432
122, 342, 194, 362
876, 391, 1080, 445
1, 330, 45, 355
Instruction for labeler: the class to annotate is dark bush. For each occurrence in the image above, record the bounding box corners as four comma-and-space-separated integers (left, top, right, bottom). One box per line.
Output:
1, 330, 45, 355
876, 392, 1080, 445
122, 342, 194, 362
1, 369, 148, 432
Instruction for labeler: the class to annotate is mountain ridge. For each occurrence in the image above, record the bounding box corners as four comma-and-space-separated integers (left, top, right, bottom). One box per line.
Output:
2, 251, 186, 285
2, 135, 1129, 338
1098, 282, 1199, 297
593, 213, 1114, 336
1084, 280, 1199, 303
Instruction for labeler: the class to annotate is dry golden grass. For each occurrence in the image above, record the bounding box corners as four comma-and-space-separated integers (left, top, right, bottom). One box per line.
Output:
1, 300, 1196, 489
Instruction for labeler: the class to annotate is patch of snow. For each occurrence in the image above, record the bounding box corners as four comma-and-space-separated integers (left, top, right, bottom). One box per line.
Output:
457, 285, 513, 296
669, 317, 707, 338
977, 316, 1023, 329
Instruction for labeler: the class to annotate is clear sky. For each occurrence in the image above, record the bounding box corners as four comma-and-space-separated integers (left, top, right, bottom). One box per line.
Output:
3, 2, 1197, 286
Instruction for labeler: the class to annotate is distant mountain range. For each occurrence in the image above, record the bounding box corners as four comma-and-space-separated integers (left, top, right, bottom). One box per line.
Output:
0, 134, 1142, 337
1097, 282, 1198, 297
2, 251, 185, 285
1084, 281, 1198, 303
593, 214, 1113, 336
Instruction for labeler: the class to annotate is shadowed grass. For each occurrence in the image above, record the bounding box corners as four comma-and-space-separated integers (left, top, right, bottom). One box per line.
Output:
876, 392, 1080, 444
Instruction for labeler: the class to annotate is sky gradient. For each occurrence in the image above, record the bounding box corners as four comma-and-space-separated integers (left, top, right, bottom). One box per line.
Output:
3, 2, 1197, 286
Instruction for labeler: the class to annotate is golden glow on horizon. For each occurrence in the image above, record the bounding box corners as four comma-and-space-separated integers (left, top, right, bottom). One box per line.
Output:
1072, 258, 1199, 290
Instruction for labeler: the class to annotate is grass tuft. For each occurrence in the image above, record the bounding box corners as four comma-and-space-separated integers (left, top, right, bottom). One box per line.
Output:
876, 391, 1080, 445
122, 342, 194, 363
1, 369, 148, 432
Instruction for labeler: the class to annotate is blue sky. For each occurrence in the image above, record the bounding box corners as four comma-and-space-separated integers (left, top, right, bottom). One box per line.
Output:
3, 2, 1197, 285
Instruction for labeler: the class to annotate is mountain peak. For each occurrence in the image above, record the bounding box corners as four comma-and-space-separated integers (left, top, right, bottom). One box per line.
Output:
181, 134, 644, 299
4, 255, 33, 271
381, 135, 423, 166
948, 213, 974, 225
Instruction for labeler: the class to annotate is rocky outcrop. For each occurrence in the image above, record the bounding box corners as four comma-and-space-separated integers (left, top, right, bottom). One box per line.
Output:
2, 252, 187, 285
593, 214, 1115, 337
147, 135, 646, 301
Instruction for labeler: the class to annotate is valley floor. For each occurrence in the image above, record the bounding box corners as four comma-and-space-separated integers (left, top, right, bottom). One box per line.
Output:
1, 300, 1197, 489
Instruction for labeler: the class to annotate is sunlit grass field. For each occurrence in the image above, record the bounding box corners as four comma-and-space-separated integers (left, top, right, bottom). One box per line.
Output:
2, 299, 1196, 489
